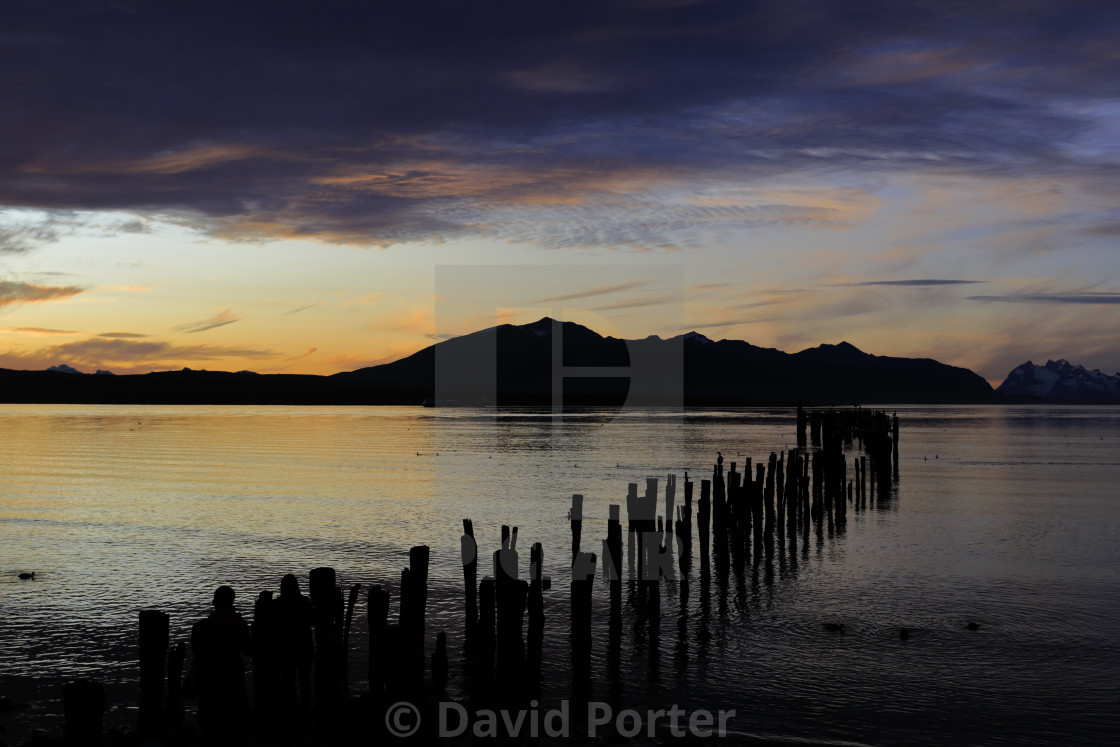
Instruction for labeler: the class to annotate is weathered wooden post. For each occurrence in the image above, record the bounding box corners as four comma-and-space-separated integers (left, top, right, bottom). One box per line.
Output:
399, 546, 430, 690
138, 609, 169, 735
309, 566, 344, 704
765, 452, 777, 534
342, 583, 361, 687
893, 412, 900, 479
527, 542, 546, 680
570, 551, 597, 700
797, 402, 807, 447
752, 463, 765, 556
462, 518, 478, 635
251, 591, 277, 725
698, 479, 711, 577
494, 533, 527, 686
606, 504, 623, 582
664, 473, 676, 535
166, 640, 185, 728
570, 494, 584, 562
478, 576, 496, 666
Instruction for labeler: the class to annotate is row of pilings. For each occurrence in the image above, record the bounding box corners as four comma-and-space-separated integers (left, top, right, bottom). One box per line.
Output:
61, 407, 900, 744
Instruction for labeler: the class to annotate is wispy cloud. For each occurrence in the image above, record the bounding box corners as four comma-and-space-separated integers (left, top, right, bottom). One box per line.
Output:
288, 346, 318, 361
46, 337, 277, 365
282, 303, 320, 316
683, 319, 755, 330
531, 280, 649, 304
174, 307, 242, 333
343, 293, 383, 307
968, 292, 1120, 304
590, 293, 678, 311
0, 280, 84, 308
0, 210, 148, 254
836, 279, 987, 287
98, 331, 148, 339
0, 326, 76, 335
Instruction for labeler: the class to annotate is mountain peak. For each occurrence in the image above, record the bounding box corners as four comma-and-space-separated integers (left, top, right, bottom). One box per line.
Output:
794, 340, 870, 361
683, 331, 713, 344
1000, 359, 1120, 401
47, 364, 83, 374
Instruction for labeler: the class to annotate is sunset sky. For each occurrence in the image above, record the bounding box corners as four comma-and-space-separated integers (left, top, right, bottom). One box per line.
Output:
1, 0, 1118, 384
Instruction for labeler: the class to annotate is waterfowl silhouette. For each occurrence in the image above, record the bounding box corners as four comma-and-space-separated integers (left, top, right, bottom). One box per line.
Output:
966, 622, 981, 631
899, 628, 910, 640
824, 623, 845, 633
18, 572, 34, 580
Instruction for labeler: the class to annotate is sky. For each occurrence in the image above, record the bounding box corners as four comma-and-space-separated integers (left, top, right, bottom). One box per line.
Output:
1, 0, 1118, 385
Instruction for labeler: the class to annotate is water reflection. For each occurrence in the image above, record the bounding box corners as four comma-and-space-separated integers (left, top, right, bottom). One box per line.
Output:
2, 405, 1120, 746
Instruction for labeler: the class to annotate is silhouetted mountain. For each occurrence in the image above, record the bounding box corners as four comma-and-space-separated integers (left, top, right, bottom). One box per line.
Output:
998, 359, 1120, 402
331, 317, 997, 405
0, 317, 999, 405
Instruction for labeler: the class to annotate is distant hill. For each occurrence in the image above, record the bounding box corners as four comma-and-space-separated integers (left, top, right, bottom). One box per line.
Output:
998, 359, 1120, 402
0, 317, 999, 405
331, 317, 997, 405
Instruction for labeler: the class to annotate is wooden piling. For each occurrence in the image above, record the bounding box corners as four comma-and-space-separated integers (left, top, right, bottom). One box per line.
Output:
138, 609, 169, 735
570, 494, 584, 562
698, 479, 711, 576
606, 504, 623, 581
527, 543, 545, 678
309, 567, 343, 704
165, 640, 185, 728
462, 519, 478, 635
570, 551, 597, 702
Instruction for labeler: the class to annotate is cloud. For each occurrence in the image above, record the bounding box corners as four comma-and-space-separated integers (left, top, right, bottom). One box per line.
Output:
0, 209, 149, 254
0, 326, 76, 335
838, 279, 987, 287
282, 303, 320, 316
684, 319, 756, 330
1, 1, 1116, 251
45, 337, 277, 365
0, 280, 85, 308
968, 292, 1120, 304
590, 293, 679, 311
531, 280, 650, 304
98, 331, 148, 338
344, 293, 382, 307
288, 346, 317, 361
174, 307, 242, 333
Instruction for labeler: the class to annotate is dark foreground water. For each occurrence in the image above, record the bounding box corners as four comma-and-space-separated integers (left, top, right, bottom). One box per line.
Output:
1, 405, 1118, 745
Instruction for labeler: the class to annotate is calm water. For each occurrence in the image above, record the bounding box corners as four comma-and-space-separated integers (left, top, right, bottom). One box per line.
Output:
1, 405, 1118, 745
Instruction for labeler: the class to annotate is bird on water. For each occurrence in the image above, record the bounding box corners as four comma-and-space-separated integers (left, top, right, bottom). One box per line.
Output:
966, 622, 981, 631
824, 623, 845, 633
18, 572, 35, 580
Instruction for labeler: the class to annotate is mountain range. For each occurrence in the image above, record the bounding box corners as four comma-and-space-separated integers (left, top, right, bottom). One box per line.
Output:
997, 359, 1120, 402
0, 317, 1008, 405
